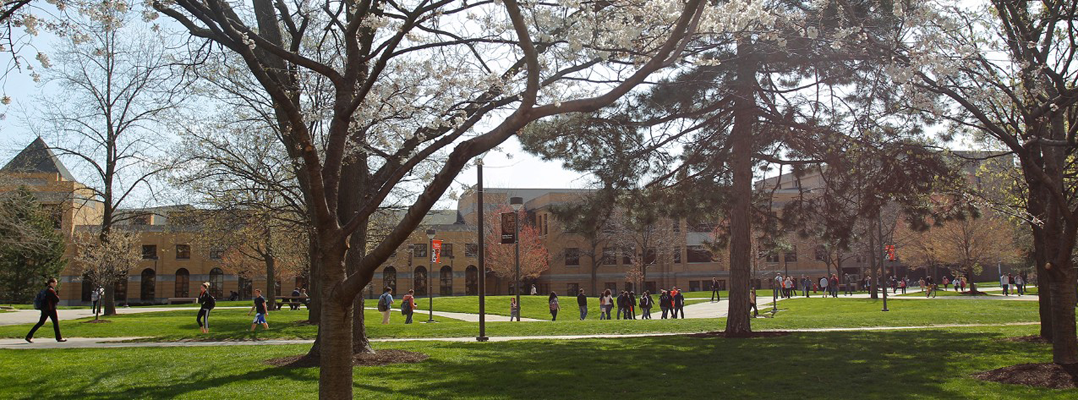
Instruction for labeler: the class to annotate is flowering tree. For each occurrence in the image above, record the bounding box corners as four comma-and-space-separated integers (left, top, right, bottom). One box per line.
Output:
74, 229, 140, 316
151, 0, 707, 395
896, 210, 1021, 294
483, 205, 549, 291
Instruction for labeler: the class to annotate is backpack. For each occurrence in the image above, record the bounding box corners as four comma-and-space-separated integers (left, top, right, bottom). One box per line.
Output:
205, 294, 216, 310
33, 289, 48, 310
378, 295, 389, 312
549, 299, 558, 311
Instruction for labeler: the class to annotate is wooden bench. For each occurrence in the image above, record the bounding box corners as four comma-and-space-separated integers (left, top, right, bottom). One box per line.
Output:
272, 296, 308, 310
167, 297, 198, 304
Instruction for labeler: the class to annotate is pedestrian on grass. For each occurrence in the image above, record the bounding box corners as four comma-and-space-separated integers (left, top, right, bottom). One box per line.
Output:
628, 291, 637, 320
801, 275, 810, 298
248, 289, 270, 331
640, 290, 653, 319
919, 278, 926, 292
530, 284, 537, 296
830, 274, 840, 298
659, 289, 671, 319
548, 292, 560, 321
600, 289, 613, 320
819, 276, 828, 298
510, 297, 520, 321
616, 290, 626, 320
378, 287, 394, 324
577, 289, 588, 320
899, 278, 907, 294
25, 277, 65, 343
673, 287, 686, 319
402, 289, 416, 324
1000, 274, 1009, 296
196, 282, 215, 334
942, 276, 950, 290
749, 288, 759, 318
844, 274, 854, 296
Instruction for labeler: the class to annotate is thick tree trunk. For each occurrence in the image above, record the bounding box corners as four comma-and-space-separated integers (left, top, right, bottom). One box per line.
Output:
1049, 269, 1078, 365
319, 292, 354, 400
307, 237, 321, 324
103, 284, 117, 316
723, 35, 755, 336
869, 219, 878, 300
265, 255, 276, 306
1037, 262, 1053, 340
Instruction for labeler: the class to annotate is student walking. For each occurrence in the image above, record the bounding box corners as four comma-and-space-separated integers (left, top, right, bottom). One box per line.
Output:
844, 274, 854, 296
577, 289, 588, 320
402, 289, 416, 324
659, 289, 671, 319
673, 287, 685, 319
599, 289, 612, 320
830, 275, 840, 297
548, 292, 560, 321
640, 290, 653, 319
616, 291, 627, 320
1016, 275, 1025, 296
26, 278, 65, 343
1001, 274, 1010, 296
378, 287, 394, 324
248, 289, 270, 331
510, 297, 521, 321
711, 277, 721, 302
802, 275, 811, 297
90, 285, 103, 316
749, 288, 759, 317
196, 282, 215, 334
819, 277, 829, 298
628, 291, 638, 320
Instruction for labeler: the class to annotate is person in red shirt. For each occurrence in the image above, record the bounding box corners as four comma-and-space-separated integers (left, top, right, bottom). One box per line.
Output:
402, 289, 417, 324
26, 278, 65, 343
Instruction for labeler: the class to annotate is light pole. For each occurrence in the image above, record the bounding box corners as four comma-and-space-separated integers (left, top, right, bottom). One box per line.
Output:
426, 228, 437, 323
510, 196, 523, 314
477, 158, 488, 341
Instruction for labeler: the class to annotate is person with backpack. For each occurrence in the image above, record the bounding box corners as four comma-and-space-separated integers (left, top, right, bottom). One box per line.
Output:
576, 289, 588, 320
615, 291, 626, 320
196, 282, 215, 334
248, 289, 270, 331
402, 289, 416, 324
640, 290, 653, 319
90, 285, 103, 316
378, 287, 394, 324
26, 277, 65, 343
548, 292, 560, 321
659, 289, 671, 319
673, 287, 685, 319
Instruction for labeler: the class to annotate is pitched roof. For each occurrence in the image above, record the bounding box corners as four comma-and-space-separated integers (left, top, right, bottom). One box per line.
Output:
1, 137, 77, 181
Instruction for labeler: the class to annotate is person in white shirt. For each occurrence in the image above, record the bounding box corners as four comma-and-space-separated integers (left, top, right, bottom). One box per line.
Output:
1000, 275, 1009, 296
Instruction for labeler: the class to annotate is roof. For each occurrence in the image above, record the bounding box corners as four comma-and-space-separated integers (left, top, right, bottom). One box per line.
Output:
1, 138, 77, 182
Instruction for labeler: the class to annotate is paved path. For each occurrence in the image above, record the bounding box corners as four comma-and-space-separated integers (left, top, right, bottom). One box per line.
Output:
361, 307, 542, 322
0, 306, 255, 326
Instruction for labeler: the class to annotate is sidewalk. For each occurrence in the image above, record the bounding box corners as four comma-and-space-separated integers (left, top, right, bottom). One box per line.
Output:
0, 306, 251, 326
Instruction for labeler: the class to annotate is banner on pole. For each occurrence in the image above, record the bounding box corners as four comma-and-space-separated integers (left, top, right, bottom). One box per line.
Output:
500, 212, 517, 244
432, 240, 443, 263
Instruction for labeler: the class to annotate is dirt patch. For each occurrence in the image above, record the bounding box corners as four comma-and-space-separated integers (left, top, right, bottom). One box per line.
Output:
1003, 335, 1051, 344
81, 319, 112, 324
688, 331, 790, 339
266, 350, 429, 368
973, 363, 1078, 389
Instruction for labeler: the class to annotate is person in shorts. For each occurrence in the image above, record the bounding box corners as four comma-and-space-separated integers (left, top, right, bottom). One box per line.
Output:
248, 289, 270, 331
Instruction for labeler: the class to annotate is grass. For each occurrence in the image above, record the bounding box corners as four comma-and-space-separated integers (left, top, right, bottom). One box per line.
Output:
0, 324, 1072, 399
0, 297, 1049, 342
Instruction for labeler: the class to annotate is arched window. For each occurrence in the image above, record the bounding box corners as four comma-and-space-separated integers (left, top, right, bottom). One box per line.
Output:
465, 265, 478, 295
175, 268, 190, 297
140, 268, 156, 301
413, 266, 427, 297
81, 273, 93, 302
440, 266, 453, 296
115, 279, 128, 302
209, 268, 224, 298
382, 266, 397, 293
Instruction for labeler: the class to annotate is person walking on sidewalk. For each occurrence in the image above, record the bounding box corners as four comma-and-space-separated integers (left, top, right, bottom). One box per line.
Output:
402, 289, 416, 324
844, 274, 854, 296
1016, 275, 1025, 296
599, 289, 612, 320
548, 292, 561, 321
577, 289, 588, 320
628, 291, 638, 320
616, 290, 627, 320
26, 278, 65, 343
711, 277, 721, 302
659, 289, 671, 319
90, 285, 103, 316
510, 297, 521, 321
1000, 274, 1009, 296
196, 282, 215, 334
248, 289, 270, 331
378, 287, 394, 324
749, 288, 759, 318
819, 276, 829, 298
640, 290, 653, 319
802, 275, 811, 297
673, 287, 686, 319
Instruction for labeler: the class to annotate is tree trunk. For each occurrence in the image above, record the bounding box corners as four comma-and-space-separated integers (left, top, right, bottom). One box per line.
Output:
869, 219, 878, 300
319, 292, 354, 400
103, 284, 117, 316
265, 255, 276, 306
1049, 269, 1078, 365
307, 236, 321, 324
723, 35, 756, 336
1037, 262, 1053, 340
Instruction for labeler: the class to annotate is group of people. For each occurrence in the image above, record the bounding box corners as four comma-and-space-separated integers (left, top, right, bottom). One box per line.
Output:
775, 273, 844, 298
1000, 273, 1027, 296
195, 282, 271, 333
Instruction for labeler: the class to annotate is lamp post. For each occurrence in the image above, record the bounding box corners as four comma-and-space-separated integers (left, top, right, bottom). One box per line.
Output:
426, 229, 437, 323
510, 196, 524, 314
477, 158, 488, 341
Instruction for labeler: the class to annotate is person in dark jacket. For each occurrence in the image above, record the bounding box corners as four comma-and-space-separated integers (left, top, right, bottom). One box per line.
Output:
548, 292, 560, 321
197, 282, 214, 333
673, 287, 686, 319
659, 289, 671, 319
26, 278, 65, 343
640, 290, 653, 319
628, 291, 637, 320
576, 289, 588, 320
616, 291, 626, 320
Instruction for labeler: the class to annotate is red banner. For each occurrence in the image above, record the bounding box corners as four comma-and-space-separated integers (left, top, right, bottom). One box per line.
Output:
431, 240, 442, 263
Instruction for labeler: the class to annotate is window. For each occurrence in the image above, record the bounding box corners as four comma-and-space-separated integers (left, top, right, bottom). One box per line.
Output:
621, 247, 632, 265
140, 269, 155, 302
567, 283, 579, 295
442, 243, 454, 258
440, 266, 453, 296
767, 252, 780, 263
604, 282, 618, 293
687, 245, 712, 263
413, 266, 428, 296
815, 245, 826, 262
688, 218, 714, 233
601, 247, 616, 265
565, 248, 581, 266
208, 268, 224, 298
644, 248, 657, 265
785, 248, 797, 262
175, 268, 190, 297
645, 281, 657, 294
383, 267, 397, 293
673, 246, 681, 264
115, 279, 128, 302
175, 244, 191, 260
209, 247, 224, 260
142, 245, 157, 260
673, 220, 680, 233
413, 244, 427, 258
689, 280, 700, 292
465, 243, 478, 257
465, 266, 478, 295
542, 214, 549, 235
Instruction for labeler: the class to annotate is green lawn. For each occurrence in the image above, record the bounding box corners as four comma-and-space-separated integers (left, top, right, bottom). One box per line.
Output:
0, 324, 1071, 399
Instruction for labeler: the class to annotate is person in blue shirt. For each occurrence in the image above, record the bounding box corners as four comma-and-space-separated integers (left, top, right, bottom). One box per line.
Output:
248, 289, 270, 331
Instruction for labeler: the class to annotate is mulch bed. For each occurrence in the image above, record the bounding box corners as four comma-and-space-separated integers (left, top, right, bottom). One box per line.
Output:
81, 319, 112, 324
688, 331, 790, 339
1004, 335, 1051, 344
973, 363, 1078, 389
266, 350, 429, 369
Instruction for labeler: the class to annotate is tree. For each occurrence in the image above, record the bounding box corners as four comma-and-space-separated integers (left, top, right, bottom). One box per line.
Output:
74, 228, 141, 316
152, 1, 707, 395
547, 190, 616, 295
892, 1, 1078, 363
0, 186, 67, 302
483, 205, 549, 291
898, 210, 1021, 293
607, 206, 684, 293
36, 3, 186, 314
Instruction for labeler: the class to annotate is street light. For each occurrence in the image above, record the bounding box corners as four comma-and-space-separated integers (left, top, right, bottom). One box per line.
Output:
476, 157, 488, 341
510, 196, 524, 314
426, 228, 437, 323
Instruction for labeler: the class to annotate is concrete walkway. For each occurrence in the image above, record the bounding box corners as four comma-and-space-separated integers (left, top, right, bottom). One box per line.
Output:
0, 306, 252, 326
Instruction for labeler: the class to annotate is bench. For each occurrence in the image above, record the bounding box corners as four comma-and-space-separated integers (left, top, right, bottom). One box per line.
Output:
272, 296, 308, 310
167, 297, 198, 304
